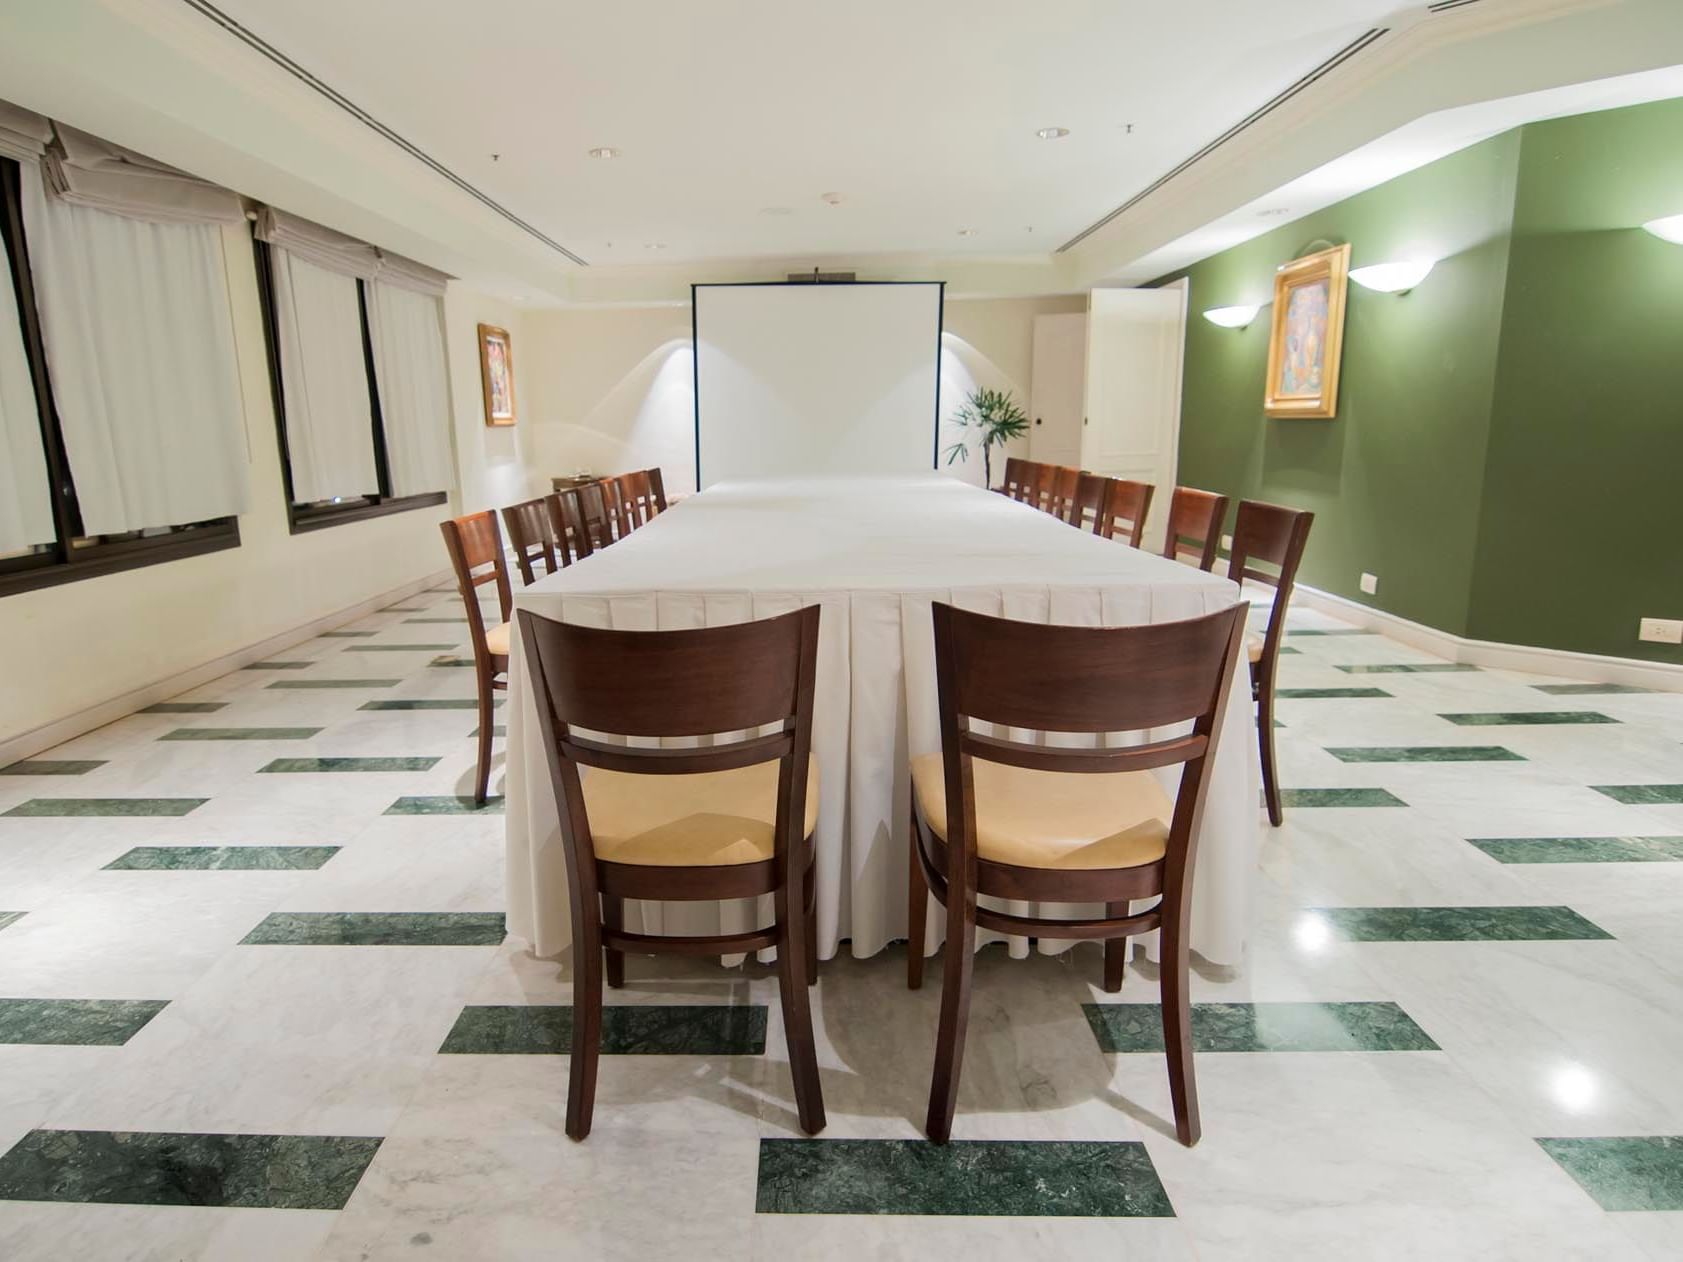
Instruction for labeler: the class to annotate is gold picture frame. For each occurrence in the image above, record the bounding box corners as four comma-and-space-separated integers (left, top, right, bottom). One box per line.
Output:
1264, 243, 1350, 419
478, 323, 517, 427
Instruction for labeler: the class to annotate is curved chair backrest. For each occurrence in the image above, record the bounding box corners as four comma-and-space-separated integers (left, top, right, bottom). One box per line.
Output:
999, 457, 1027, 499
1068, 473, 1110, 533
577, 480, 615, 549
439, 511, 512, 665
1226, 499, 1314, 683
502, 497, 564, 585
1046, 466, 1080, 521
546, 490, 593, 561
646, 467, 669, 513
1098, 479, 1154, 548
1163, 487, 1229, 572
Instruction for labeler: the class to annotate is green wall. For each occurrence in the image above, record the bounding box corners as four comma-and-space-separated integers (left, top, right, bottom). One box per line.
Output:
1470, 100, 1683, 664
1168, 99, 1683, 664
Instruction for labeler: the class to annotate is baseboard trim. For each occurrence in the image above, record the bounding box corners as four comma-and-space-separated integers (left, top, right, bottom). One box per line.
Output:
1293, 584, 1683, 694
0, 568, 453, 766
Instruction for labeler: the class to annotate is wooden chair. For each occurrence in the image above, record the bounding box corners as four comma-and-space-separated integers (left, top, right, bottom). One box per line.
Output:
577, 480, 615, 550
1067, 473, 1111, 532
908, 601, 1248, 1146
1226, 500, 1314, 828
999, 457, 1027, 499
1025, 462, 1057, 513
439, 512, 513, 805
1046, 466, 1080, 522
545, 489, 594, 563
612, 472, 652, 532
516, 605, 827, 1140
1163, 487, 1229, 572
1098, 479, 1155, 548
502, 496, 566, 585
647, 467, 668, 513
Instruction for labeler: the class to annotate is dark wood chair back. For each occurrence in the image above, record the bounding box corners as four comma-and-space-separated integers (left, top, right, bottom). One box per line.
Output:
612, 472, 652, 532
502, 496, 564, 585
1025, 461, 1057, 512
646, 467, 668, 513
1045, 466, 1080, 520
1000, 457, 1028, 499
546, 490, 593, 561
439, 511, 511, 665
1067, 473, 1110, 532
577, 480, 615, 549
1098, 479, 1155, 547
1163, 487, 1229, 572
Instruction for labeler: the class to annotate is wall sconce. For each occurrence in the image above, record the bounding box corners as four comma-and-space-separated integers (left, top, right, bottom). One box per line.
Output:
1642, 214, 1683, 244
1349, 259, 1436, 294
1202, 304, 1261, 329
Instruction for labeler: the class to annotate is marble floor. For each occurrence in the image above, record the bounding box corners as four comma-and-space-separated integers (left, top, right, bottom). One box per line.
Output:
2, 584, 1681, 1260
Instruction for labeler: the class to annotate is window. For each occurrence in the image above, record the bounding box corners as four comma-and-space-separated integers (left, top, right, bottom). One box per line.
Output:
251, 209, 453, 532
0, 152, 242, 599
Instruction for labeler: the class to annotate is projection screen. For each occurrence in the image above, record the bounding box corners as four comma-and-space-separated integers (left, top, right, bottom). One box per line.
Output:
692, 282, 943, 488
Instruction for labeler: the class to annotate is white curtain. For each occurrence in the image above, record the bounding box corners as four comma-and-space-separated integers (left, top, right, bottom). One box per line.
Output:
18, 165, 248, 536
268, 248, 379, 503
0, 213, 55, 553
367, 281, 453, 496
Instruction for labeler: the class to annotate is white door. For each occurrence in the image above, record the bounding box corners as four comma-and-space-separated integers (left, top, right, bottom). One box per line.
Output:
1079, 283, 1187, 552
1029, 312, 1086, 468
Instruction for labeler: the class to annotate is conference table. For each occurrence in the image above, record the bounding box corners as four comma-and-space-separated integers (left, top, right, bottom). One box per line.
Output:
503, 475, 1261, 969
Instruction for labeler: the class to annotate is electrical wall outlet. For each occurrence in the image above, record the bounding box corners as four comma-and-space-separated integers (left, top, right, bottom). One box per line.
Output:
1639, 617, 1683, 645
1359, 572, 1379, 596
1221, 534, 1233, 552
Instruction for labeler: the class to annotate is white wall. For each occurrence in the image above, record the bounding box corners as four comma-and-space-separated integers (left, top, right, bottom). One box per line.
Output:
444, 288, 541, 511
0, 229, 536, 747
519, 294, 1084, 493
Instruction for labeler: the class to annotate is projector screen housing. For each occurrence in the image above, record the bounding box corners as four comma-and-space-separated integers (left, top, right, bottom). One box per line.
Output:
691, 281, 943, 489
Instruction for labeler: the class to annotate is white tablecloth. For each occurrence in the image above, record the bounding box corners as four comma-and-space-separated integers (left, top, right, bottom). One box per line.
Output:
504, 475, 1260, 966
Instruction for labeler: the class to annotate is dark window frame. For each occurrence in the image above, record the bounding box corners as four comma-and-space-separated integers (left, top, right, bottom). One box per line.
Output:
251, 235, 447, 534
0, 158, 239, 600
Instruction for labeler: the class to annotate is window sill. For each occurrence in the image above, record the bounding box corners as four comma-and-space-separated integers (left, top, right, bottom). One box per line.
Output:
0, 523, 242, 599
288, 491, 448, 535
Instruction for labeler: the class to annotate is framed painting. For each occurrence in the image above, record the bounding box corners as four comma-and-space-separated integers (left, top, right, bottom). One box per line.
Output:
1264, 243, 1350, 419
478, 323, 517, 427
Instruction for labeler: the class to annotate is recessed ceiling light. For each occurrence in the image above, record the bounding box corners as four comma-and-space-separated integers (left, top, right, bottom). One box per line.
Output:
820, 191, 845, 206
644, 242, 667, 250
588, 146, 620, 159
958, 228, 979, 237
1036, 127, 1070, 140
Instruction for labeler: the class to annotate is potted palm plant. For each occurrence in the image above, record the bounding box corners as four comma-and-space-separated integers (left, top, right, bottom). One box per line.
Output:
943, 386, 1029, 490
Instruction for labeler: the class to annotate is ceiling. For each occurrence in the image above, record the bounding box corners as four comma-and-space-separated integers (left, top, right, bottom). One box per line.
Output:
204, 0, 1398, 266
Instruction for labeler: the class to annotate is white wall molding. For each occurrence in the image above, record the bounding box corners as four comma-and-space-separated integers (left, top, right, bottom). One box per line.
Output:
0, 568, 452, 768
1295, 583, 1683, 694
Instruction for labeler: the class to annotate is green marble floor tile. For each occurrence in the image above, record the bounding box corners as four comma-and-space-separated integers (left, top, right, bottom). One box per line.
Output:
342, 644, 457, 652
0, 1129, 381, 1209
3, 798, 206, 818
1593, 785, 1683, 806
1326, 745, 1524, 763
138, 701, 227, 714
1279, 788, 1407, 808
385, 796, 505, 815
241, 661, 311, 670
104, 845, 340, 871
756, 1139, 1172, 1217
379, 605, 429, 613
440, 1004, 768, 1054
1083, 1001, 1437, 1053
318, 630, 375, 638
429, 657, 474, 668
1286, 628, 1373, 637
404, 617, 468, 624
0, 760, 107, 776
1277, 645, 1301, 654
1534, 683, 1652, 696
359, 699, 480, 711
267, 679, 400, 690
1469, 836, 1683, 864
1277, 687, 1393, 699
0, 912, 24, 933
258, 757, 440, 773
0, 998, 169, 1046
241, 911, 505, 946
1537, 1136, 1683, 1211
1335, 663, 1479, 674
470, 726, 507, 738
158, 728, 322, 742
1313, 905, 1612, 942
1440, 711, 1617, 726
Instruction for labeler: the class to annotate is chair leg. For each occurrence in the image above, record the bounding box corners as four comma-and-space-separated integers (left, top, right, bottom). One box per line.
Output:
1103, 901, 1127, 993
803, 850, 820, 986
601, 894, 625, 989
1258, 688, 1283, 828
924, 889, 976, 1144
566, 893, 604, 1141
472, 671, 494, 807
775, 864, 826, 1135
907, 804, 927, 990
1159, 912, 1201, 1147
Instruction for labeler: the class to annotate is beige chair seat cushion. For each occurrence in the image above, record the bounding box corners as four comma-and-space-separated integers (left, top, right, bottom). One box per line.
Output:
910, 751, 1171, 871
582, 755, 819, 866
1246, 632, 1263, 664
485, 622, 511, 657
